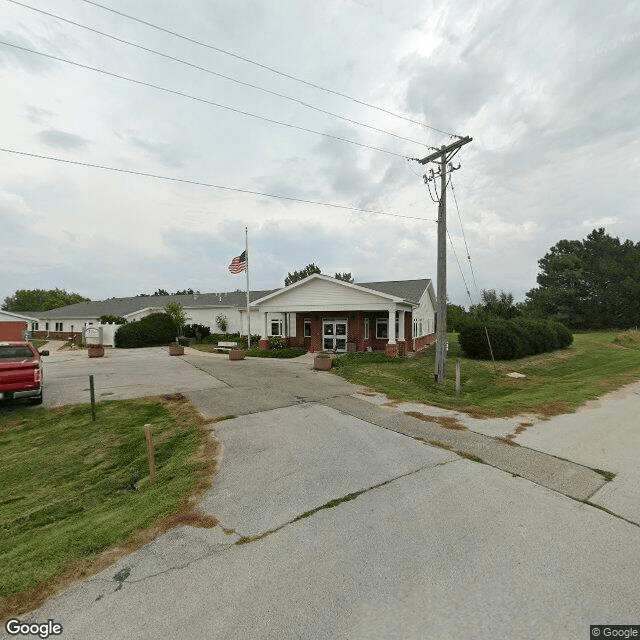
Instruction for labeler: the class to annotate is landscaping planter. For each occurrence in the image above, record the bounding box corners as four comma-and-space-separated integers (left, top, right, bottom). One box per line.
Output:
229, 349, 245, 361
87, 346, 105, 358
169, 345, 185, 356
313, 355, 333, 370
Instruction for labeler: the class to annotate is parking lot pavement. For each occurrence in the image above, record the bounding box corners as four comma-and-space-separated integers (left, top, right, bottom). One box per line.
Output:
41, 347, 227, 407
13, 404, 640, 640
512, 381, 640, 524
182, 352, 357, 417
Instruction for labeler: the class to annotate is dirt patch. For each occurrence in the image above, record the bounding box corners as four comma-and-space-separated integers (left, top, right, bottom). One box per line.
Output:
462, 406, 499, 419
405, 411, 467, 430
536, 400, 571, 418
493, 436, 520, 447
162, 393, 187, 403
428, 440, 453, 450
456, 450, 485, 463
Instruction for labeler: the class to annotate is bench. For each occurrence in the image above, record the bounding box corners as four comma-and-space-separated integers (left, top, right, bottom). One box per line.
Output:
216, 341, 239, 352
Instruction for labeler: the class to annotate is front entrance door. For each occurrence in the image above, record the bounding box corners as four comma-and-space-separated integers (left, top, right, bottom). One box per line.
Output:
322, 318, 348, 352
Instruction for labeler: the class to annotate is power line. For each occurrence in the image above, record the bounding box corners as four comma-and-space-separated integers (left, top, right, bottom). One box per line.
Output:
78, 0, 461, 138
446, 229, 474, 307
0, 147, 438, 222
0, 40, 410, 160
6, 0, 435, 151
450, 176, 481, 302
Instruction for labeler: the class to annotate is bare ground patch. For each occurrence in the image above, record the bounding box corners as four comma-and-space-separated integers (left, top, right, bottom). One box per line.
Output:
405, 411, 467, 430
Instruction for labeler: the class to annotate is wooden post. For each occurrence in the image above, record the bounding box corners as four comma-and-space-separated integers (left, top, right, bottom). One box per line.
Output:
144, 424, 156, 485
89, 375, 96, 421
456, 358, 461, 398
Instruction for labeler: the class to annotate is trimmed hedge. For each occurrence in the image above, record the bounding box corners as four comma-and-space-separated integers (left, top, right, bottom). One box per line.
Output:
115, 313, 177, 348
459, 318, 573, 360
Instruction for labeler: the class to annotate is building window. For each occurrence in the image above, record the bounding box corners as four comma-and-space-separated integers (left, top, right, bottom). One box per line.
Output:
364, 317, 369, 340
31, 322, 39, 331
376, 318, 388, 339
270, 319, 283, 336
303, 319, 311, 337
55, 322, 63, 332
395, 311, 399, 337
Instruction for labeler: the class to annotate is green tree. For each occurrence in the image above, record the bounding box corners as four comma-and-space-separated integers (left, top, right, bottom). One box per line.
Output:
470, 289, 520, 320
285, 263, 321, 286
334, 272, 354, 283
2, 288, 89, 312
447, 303, 469, 331
525, 228, 640, 329
98, 315, 127, 325
163, 302, 186, 336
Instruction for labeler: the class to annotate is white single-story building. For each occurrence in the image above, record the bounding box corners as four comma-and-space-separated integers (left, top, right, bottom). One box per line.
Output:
28, 276, 436, 355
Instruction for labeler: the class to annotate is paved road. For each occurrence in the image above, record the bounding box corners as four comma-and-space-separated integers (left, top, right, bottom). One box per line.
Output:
3, 345, 639, 639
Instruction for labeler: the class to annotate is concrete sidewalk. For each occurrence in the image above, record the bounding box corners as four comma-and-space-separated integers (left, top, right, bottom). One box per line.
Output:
322, 395, 608, 503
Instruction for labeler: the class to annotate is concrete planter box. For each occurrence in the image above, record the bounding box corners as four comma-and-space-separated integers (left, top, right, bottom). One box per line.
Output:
229, 349, 245, 361
169, 345, 184, 356
313, 355, 333, 370
88, 346, 105, 358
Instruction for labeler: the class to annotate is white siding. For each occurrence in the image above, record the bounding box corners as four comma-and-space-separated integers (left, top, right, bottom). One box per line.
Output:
259, 278, 396, 312
413, 285, 436, 336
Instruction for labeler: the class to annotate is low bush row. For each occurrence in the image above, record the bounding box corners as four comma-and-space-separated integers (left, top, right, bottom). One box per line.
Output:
459, 318, 573, 360
115, 313, 177, 348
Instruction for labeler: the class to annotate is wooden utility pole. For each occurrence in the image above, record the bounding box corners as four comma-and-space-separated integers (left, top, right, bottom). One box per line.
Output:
418, 136, 472, 383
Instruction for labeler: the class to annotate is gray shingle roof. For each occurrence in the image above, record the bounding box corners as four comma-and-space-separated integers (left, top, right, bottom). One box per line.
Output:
28, 290, 277, 319
356, 279, 431, 304
27, 279, 431, 319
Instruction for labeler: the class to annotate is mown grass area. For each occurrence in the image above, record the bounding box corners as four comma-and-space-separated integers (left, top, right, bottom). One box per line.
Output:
191, 344, 307, 358
332, 330, 640, 418
0, 396, 219, 619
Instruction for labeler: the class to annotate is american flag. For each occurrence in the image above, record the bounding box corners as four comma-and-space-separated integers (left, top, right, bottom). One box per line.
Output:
228, 250, 247, 274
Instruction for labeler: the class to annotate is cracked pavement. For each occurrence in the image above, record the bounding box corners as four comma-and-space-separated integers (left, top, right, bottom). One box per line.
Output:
5, 347, 640, 639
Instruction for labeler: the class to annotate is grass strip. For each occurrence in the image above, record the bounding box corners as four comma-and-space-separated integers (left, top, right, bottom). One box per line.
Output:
0, 395, 220, 619
332, 330, 640, 418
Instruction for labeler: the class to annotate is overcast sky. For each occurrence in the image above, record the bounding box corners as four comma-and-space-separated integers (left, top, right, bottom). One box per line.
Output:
1, 0, 639, 307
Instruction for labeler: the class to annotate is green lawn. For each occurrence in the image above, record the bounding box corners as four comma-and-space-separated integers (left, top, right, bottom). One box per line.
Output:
0, 396, 217, 618
332, 330, 640, 417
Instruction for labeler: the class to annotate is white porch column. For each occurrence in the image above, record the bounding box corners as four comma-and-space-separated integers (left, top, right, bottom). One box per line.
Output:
387, 307, 396, 344
398, 310, 405, 342
261, 312, 268, 340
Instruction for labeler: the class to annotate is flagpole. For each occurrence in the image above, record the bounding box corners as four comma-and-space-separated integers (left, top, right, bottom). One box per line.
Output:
245, 226, 251, 349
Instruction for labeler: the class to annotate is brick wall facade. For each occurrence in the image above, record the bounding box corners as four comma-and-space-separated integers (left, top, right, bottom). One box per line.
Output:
281, 311, 416, 356
413, 333, 436, 351
33, 330, 83, 342
0, 321, 27, 341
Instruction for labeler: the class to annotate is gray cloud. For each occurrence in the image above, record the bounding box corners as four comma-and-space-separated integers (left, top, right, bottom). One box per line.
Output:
36, 129, 90, 150
0, 31, 53, 73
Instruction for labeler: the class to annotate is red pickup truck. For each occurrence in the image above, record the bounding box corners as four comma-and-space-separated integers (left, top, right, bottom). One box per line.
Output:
0, 341, 49, 405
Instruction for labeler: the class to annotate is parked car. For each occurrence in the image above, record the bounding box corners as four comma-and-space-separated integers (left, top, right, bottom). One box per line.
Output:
0, 341, 49, 405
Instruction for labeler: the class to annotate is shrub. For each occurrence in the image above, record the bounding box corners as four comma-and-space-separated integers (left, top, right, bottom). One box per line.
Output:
269, 336, 284, 350
459, 318, 573, 360
215, 314, 228, 332
98, 314, 127, 325
245, 347, 306, 359
183, 324, 211, 340
115, 313, 177, 348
